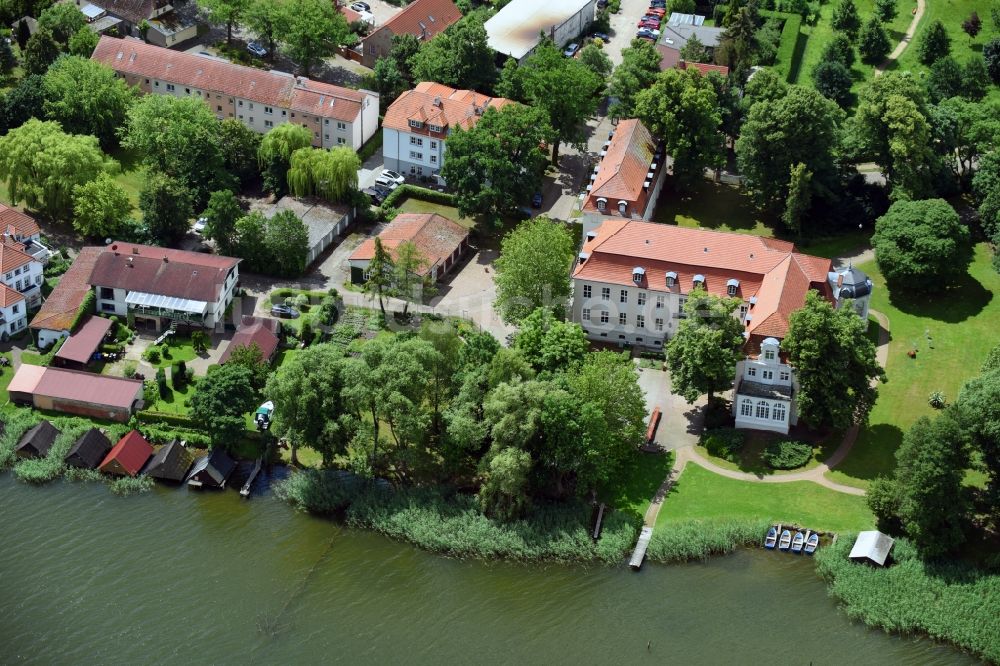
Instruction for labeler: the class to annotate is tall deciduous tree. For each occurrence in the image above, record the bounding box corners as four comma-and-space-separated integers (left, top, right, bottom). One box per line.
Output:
956, 367, 1000, 510
42, 56, 137, 149
389, 33, 420, 85
139, 171, 195, 243
985, 38, 1000, 84
609, 39, 662, 119
202, 189, 243, 252
812, 60, 853, 108
218, 118, 262, 187
0, 75, 45, 133
410, 10, 496, 91
363, 236, 393, 317
266, 209, 309, 277
245, 0, 288, 58
392, 240, 431, 315
635, 68, 723, 189
0, 118, 114, 220
37, 3, 84, 43
493, 217, 575, 324
578, 42, 612, 81
71, 173, 132, 238
67, 25, 98, 56
440, 104, 550, 223
782, 162, 812, 237
23, 28, 59, 76
917, 20, 951, 65
736, 85, 842, 210
189, 363, 259, 450
510, 39, 601, 165
258, 122, 312, 196
666, 287, 745, 403
514, 307, 588, 374
201, 0, 249, 44
286, 146, 359, 202
873, 198, 971, 292
679, 34, 711, 63
281, 0, 353, 76
369, 57, 406, 111
477, 446, 532, 520
782, 291, 885, 429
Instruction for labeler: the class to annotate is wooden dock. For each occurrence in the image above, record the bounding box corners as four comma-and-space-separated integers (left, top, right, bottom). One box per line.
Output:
240, 458, 262, 497
592, 503, 606, 540
629, 526, 654, 571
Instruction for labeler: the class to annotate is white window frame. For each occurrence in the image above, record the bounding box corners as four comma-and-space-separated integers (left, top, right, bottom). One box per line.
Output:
638, 292, 646, 306
582, 308, 591, 321
583, 284, 592, 298
636, 315, 645, 329
618, 313, 627, 325
600, 311, 609, 324
601, 287, 610, 301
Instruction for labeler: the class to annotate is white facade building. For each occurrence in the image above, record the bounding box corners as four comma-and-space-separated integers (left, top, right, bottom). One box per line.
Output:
733, 338, 798, 433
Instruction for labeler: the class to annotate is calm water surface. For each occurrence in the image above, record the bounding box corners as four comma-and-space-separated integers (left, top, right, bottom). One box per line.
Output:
0, 474, 977, 665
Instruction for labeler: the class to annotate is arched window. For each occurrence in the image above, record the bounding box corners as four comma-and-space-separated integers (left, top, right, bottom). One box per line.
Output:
772, 402, 787, 422
740, 399, 752, 417
756, 401, 770, 420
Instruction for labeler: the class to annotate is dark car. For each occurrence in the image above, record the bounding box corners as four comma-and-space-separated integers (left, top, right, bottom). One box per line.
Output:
363, 187, 385, 204
271, 304, 300, 319
531, 192, 543, 208
592, 31, 610, 41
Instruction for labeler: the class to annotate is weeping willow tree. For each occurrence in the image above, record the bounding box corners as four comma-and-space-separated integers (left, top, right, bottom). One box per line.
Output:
286, 146, 360, 202
257, 123, 312, 196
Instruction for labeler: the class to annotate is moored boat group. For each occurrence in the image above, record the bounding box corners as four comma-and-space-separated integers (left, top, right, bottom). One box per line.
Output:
764, 525, 820, 555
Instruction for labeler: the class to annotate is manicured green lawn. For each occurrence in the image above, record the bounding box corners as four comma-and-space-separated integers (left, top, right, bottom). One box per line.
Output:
693, 428, 840, 476
396, 197, 477, 229
891, 0, 996, 80
654, 181, 772, 235
658, 463, 874, 533
147, 338, 198, 368
795, 0, 915, 97
149, 380, 196, 416
827, 244, 1000, 488
600, 449, 674, 518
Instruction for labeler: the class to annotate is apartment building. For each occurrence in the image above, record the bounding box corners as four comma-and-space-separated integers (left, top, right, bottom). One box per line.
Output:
360, 0, 461, 68
92, 36, 379, 150
581, 119, 666, 225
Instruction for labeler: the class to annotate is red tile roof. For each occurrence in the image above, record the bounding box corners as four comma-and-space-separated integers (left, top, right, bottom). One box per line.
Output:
0, 241, 35, 273
100, 429, 154, 477
0, 283, 25, 308
30, 247, 103, 333
10, 364, 144, 410
0, 204, 40, 239
350, 213, 468, 276
53, 315, 114, 365
574, 220, 832, 341
583, 119, 659, 214
219, 320, 280, 364
679, 60, 729, 76
382, 82, 513, 135
92, 36, 367, 122
90, 242, 239, 303
371, 0, 461, 41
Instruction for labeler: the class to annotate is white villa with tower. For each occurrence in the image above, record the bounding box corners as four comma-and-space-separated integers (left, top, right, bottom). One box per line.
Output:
571, 220, 872, 434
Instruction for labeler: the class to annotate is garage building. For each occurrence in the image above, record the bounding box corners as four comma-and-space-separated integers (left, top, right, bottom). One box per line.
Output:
485, 0, 597, 62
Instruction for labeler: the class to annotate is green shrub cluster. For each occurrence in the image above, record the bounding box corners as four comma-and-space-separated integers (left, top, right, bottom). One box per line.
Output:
380, 184, 457, 211
646, 518, 771, 563
0, 410, 41, 470
816, 537, 1000, 663
13, 421, 91, 484
171, 360, 188, 390
702, 428, 746, 461
109, 474, 155, 496
759, 10, 803, 81
274, 471, 641, 563
135, 419, 211, 448
155, 367, 168, 399
762, 440, 813, 469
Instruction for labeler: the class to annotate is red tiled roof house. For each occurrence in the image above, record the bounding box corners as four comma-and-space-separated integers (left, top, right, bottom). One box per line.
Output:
582, 119, 665, 224
219, 316, 281, 365
360, 0, 461, 68
100, 430, 154, 477
571, 220, 872, 434
348, 212, 469, 289
92, 36, 379, 151
381, 82, 513, 181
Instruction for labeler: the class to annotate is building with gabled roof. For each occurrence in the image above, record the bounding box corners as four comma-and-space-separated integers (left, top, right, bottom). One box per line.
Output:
219, 317, 281, 365
52, 315, 114, 370
100, 430, 153, 477
349, 212, 469, 285
83, 0, 196, 47
360, 0, 462, 68
381, 82, 513, 180
29, 247, 103, 349
8, 364, 145, 422
572, 220, 869, 434
64, 428, 113, 470
582, 119, 665, 223
485, 0, 597, 62
142, 439, 194, 482
15, 420, 61, 459
92, 36, 379, 150
187, 448, 237, 489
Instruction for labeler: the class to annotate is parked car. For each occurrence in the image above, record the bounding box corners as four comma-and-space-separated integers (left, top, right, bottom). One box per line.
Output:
246, 41, 267, 58
374, 174, 400, 189
192, 217, 207, 234
592, 31, 610, 41
271, 304, 300, 319
363, 187, 385, 204
647, 7, 666, 15
650, 0, 666, 6
636, 29, 660, 39
350, 1, 370, 11
638, 17, 660, 27
379, 169, 405, 185
563, 42, 580, 57
531, 192, 543, 208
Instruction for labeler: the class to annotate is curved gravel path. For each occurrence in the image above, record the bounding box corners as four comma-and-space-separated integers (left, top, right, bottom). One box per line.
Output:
874, 0, 926, 76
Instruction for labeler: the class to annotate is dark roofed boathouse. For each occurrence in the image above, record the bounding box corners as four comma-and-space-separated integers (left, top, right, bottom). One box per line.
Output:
186, 448, 237, 489
142, 439, 194, 482
15, 420, 61, 459
64, 428, 113, 469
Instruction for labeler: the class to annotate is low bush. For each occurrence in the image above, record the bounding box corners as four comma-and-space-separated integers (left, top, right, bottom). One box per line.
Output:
702, 428, 746, 462
380, 184, 456, 211
144, 347, 161, 364
0, 410, 41, 470
762, 440, 813, 469
109, 474, 155, 496
13, 421, 91, 484
156, 367, 168, 399
646, 518, 771, 563
273, 468, 367, 514
703, 398, 734, 430
816, 536, 1000, 663
64, 467, 104, 483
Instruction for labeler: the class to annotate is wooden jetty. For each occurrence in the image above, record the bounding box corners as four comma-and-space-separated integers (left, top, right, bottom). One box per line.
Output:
240, 458, 263, 497
592, 503, 606, 540
630, 526, 654, 571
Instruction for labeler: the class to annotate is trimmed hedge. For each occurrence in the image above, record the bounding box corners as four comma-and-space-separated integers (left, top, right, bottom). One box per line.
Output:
702, 428, 746, 462
762, 440, 813, 469
380, 184, 456, 211
760, 10, 803, 81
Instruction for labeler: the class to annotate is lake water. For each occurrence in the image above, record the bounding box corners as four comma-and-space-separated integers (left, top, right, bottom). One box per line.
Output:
0, 474, 977, 665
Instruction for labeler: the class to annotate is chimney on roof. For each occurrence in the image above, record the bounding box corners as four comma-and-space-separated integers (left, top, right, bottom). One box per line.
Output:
132, 247, 139, 254
163, 256, 169, 263
433, 95, 442, 107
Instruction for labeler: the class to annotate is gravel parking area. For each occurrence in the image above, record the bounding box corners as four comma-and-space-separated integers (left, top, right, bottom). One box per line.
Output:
603, 0, 661, 65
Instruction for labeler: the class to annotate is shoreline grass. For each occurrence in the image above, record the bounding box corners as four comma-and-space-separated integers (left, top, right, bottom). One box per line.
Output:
646, 518, 771, 563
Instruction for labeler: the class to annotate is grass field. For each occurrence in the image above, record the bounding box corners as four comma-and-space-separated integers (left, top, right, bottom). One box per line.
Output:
827, 244, 1000, 488
659, 463, 874, 532
601, 449, 674, 518
795, 0, 916, 97
396, 198, 476, 229
149, 380, 196, 416
891, 0, 998, 79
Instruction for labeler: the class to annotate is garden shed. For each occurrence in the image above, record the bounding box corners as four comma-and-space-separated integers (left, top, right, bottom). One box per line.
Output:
99, 430, 153, 477
142, 439, 194, 482
14, 420, 60, 459
52, 316, 114, 370
64, 428, 113, 469
849, 530, 895, 567
186, 448, 237, 489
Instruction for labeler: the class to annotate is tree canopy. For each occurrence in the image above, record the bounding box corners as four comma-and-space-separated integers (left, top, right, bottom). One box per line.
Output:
286, 146, 359, 202
71, 173, 132, 239
189, 363, 260, 451
281, 0, 353, 76
410, 10, 496, 91
873, 199, 971, 292
139, 171, 195, 243
42, 57, 137, 149
609, 40, 664, 120
514, 307, 588, 374
493, 217, 576, 324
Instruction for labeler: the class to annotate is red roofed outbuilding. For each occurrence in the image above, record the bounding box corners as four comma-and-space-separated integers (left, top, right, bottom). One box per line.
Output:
349, 212, 469, 285
100, 430, 154, 477
219, 317, 281, 365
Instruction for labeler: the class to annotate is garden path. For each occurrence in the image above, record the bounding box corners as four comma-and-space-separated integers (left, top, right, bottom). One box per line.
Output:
874, 0, 927, 76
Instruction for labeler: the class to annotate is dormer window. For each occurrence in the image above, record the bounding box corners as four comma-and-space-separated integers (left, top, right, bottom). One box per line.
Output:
409, 119, 423, 129
764, 349, 776, 361
596, 197, 607, 211
428, 124, 442, 132
665, 271, 677, 288
632, 267, 645, 285
617, 200, 627, 214
693, 274, 705, 288
727, 278, 739, 296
